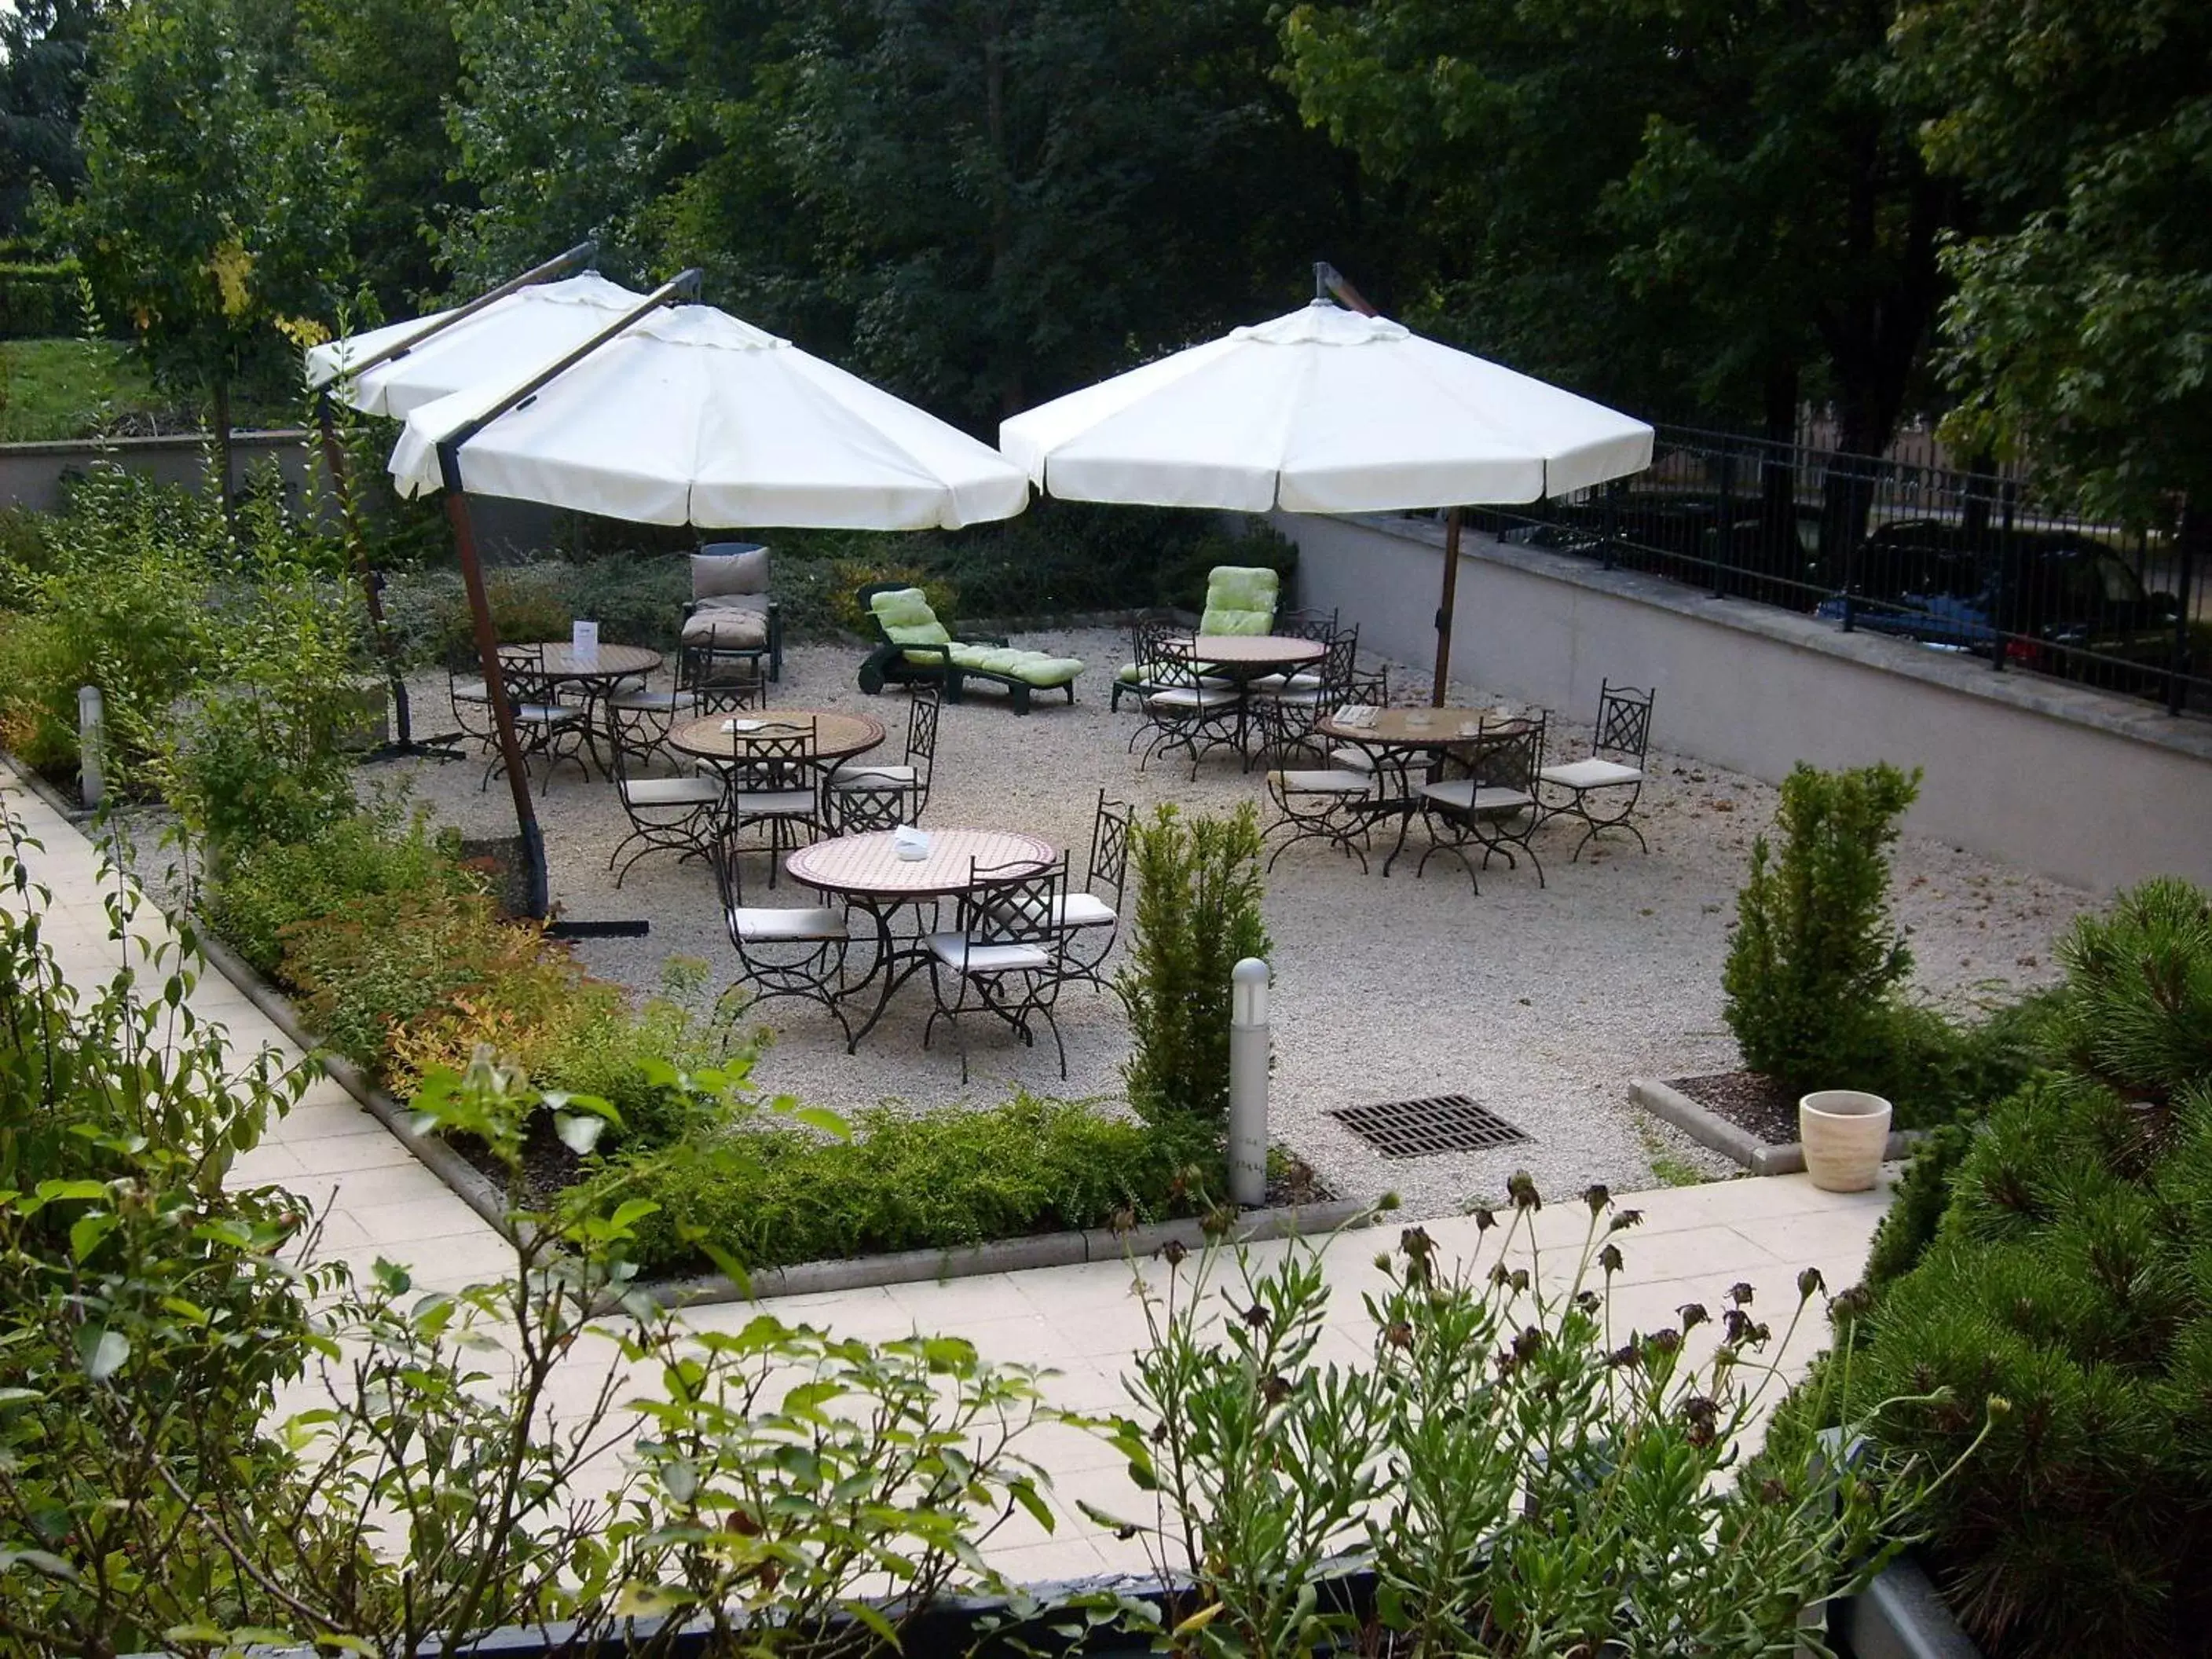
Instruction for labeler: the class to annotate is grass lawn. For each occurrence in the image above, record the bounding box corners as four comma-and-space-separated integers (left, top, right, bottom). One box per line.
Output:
0, 338, 168, 441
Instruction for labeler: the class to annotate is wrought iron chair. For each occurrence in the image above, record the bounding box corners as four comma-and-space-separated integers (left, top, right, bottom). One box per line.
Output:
1416, 716, 1549, 893
605, 662, 701, 769
1264, 758, 1378, 873
606, 737, 724, 888
1053, 790, 1133, 987
925, 854, 1071, 1083
709, 830, 852, 1045
1137, 643, 1244, 778
1251, 628, 1360, 765
723, 722, 822, 888
481, 643, 588, 797
1112, 610, 1188, 713
1539, 680, 1656, 859
826, 685, 939, 833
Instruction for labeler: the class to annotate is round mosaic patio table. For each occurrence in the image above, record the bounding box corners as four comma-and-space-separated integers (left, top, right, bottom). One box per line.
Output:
786, 827, 1057, 1049
504, 642, 669, 777
1178, 633, 1328, 672
666, 709, 885, 768
1315, 706, 1539, 873
1166, 633, 1330, 762
523, 641, 666, 684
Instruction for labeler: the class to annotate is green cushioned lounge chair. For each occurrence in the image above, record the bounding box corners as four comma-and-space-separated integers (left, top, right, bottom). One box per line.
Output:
855, 583, 1084, 716
1199, 566, 1280, 637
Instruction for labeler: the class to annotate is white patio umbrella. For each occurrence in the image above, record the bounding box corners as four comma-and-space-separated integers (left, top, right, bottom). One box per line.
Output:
389, 301, 1031, 530
999, 294, 1654, 699
307, 267, 648, 419
390, 274, 1031, 918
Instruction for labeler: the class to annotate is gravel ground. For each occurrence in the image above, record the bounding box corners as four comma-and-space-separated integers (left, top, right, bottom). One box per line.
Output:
336, 628, 2091, 1218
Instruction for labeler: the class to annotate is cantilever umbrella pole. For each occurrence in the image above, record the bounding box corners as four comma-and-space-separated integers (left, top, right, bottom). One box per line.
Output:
432, 267, 705, 920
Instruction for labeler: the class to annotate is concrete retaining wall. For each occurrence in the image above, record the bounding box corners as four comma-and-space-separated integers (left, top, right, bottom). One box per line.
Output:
1, 430, 564, 556
0, 430, 315, 512
1283, 511, 2212, 894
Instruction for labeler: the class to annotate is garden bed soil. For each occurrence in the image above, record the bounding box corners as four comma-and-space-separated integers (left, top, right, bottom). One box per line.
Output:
1665, 1071, 1797, 1147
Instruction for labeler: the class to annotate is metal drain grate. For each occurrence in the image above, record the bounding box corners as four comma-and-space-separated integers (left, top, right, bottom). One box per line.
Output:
1328, 1093, 1529, 1159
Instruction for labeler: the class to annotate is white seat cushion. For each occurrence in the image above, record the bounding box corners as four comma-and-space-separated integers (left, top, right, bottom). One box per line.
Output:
732, 906, 846, 943
1421, 780, 1537, 814
1328, 746, 1375, 772
731, 788, 816, 816
610, 687, 696, 713
621, 776, 723, 808
1147, 687, 1240, 710
830, 764, 917, 789
926, 933, 1053, 973
1273, 768, 1373, 797
452, 678, 489, 703
516, 703, 580, 726
1054, 892, 1116, 928
1540, 758, 1643, 790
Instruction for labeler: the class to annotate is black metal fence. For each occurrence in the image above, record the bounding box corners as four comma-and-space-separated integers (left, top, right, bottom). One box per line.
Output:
1463, 424, 2207, 717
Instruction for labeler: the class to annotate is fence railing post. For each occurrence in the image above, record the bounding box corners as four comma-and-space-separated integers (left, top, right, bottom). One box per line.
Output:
1714, 447, 1735, 599
1994, 481, 2016, 672
2171, 504, 2199, 716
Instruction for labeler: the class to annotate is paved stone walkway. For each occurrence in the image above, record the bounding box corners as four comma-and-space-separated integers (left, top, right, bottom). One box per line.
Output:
2, 767, 1893, 1585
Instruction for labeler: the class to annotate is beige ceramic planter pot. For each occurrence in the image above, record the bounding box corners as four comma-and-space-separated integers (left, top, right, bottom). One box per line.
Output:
1798, 1090, 1893, 1192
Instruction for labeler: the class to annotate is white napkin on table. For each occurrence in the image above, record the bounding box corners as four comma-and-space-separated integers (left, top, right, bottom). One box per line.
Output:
892, 824, 931, 861
1335, 703, 1377, 728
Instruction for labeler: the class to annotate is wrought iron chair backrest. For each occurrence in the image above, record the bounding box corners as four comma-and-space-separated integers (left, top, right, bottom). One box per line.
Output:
730, 723, 814, 791
496, 643, 553, 706
961, 855, 1065, 950
1088, 791, 1134, 903
904, 683, 941, 777
679, 640, 770, 708
1345, 660, 1390, 708
1595, 681, 1655, 763
1129, 613, 1185, 680
1315, 629, 1361, 694
1276, 606, 1340, 643
1148, 637, 1215, 694
1476, 716, 1546, 793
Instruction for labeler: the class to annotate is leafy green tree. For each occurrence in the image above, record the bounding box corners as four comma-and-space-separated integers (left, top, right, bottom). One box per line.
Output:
735, 0, 1364, 424
438, 0, 670, 289
1280, 0, 1955, 478
296, 0, 473, 309
0, 0, 108, 243
1889, 0, 2212, 525
70, 0, 357, 489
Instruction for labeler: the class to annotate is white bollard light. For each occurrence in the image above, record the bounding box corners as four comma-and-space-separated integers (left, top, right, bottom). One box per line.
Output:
77, 685, 105, 810
1229, 956, 1271, 1207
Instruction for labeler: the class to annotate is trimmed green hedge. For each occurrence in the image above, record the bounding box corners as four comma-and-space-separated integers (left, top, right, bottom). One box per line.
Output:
0, 261, 86, 339
599, 1097, 1213, 1273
